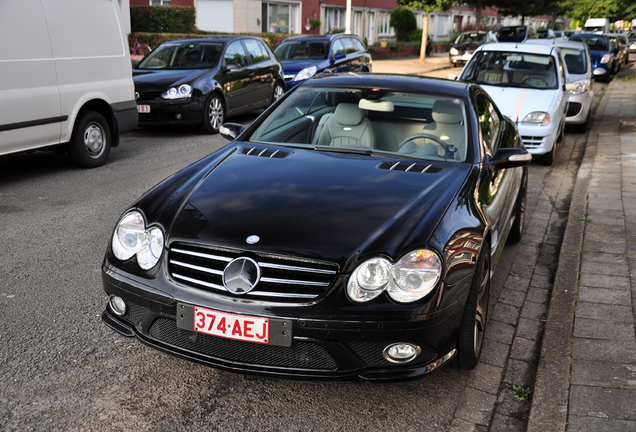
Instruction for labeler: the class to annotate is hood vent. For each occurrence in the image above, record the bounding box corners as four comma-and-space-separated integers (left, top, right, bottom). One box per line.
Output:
240, 146, 291, 159
377, 161, 444, 174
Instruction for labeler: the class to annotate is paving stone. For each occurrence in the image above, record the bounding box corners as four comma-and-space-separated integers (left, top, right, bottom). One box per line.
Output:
480, 339, 511, 368
569, 385, 636, 421
510, 337, 540, 363
448, 418, 487, 432
492, 303, 520, 326
454, 387, 497, 425
580, 261, 630, 277
567, 416, 636, 432
503, 358, 535, 387
516, 318, 544, 342
498, 289, 526, 308
582, 239, 627, 255
574, 318, 636, 342
579, 273, 631, 290
585, 223, 626, 237
489, 413, 526, 432
486, 320, 515, 345
573, 338, 636, 363
575, 302, 633, 322
520, 301, 548, 321
530, 273, 552, 289
581, 252, 628, 265
503, 276, 531, 292
496, 383, 532, 418
572, 360, 636, 389
532, 264, 552, 277
578, 286, 632, 305
525, 288, 550, 305
467, 361, 504, 395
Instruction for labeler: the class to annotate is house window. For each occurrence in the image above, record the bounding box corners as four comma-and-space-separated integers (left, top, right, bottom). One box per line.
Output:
264, 3, 298, 34
325, 8, 345, 33
150, 0, 171, 5
377, 11, 394, 36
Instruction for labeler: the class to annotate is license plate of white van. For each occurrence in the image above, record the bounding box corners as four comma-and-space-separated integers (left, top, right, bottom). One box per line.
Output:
137, 105, 150, 113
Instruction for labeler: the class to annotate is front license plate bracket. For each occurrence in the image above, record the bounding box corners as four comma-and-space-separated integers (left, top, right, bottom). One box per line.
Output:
176, 303, 292, 347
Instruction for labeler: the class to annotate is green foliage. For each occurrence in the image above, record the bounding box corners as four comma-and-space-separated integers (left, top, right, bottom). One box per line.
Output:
310, 19, 321, 29
129, 32, 291, 52
408, 28, 423, 43
390, 8, 417, 41
512, 385, 533, 401
396, 0, 454, 13
131, 6, 195, 33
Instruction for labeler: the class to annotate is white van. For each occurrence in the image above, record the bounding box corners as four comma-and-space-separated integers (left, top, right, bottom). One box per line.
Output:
583, 18, 610, 34
0, 0, 137, 168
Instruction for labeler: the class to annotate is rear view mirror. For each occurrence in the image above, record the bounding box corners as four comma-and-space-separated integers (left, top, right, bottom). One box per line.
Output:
488, 147, 532, 169
219, 123, 246, 142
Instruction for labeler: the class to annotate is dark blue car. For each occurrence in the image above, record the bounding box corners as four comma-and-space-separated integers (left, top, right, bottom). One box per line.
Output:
274, 34, 372, 90
569, 34, 616, 82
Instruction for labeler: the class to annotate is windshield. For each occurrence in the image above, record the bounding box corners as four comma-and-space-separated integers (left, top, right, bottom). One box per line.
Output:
249, 87, 469, 162
274, 41, 330, 60
463, 51, 558, 89
498, 27, 527, 42
455, 33, 487, 44
562, 48, 588, 74
138, 41, 223, 70
570, 36, 609, 51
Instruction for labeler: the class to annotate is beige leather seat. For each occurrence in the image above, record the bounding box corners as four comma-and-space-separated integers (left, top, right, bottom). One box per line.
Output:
314, 103, 375, 148
424, 99, 466, 160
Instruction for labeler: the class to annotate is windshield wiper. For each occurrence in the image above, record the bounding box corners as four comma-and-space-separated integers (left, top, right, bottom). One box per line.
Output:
314, 146, 374, 155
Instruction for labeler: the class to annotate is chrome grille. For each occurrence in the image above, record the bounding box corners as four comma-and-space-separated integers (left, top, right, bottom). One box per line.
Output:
521, 136, 544, 149
168, 243, 339, 301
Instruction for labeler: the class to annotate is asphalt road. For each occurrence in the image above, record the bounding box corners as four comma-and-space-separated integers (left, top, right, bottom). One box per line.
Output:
0, 98, 579, 430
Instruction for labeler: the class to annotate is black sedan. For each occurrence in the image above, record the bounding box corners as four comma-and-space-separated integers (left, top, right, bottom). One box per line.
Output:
133, 36, 285, 134
101, 74, 530, 381
449, 31, 497, 66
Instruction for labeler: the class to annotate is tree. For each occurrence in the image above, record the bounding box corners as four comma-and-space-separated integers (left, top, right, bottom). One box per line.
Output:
496, 0, 562, 25
397, 0, 454, 61
390, 8, 418, 41
463, 0, 495, 30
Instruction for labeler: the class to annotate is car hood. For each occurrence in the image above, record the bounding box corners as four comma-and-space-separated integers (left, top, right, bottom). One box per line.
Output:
168, 144, 471, 265
480, 85, 559, 122
280, 59, 327, 74
133, 69, 212, 91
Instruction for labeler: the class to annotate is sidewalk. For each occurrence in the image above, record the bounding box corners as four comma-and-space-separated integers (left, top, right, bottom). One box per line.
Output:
528, 64, 636, 431
371, 52, 452, 75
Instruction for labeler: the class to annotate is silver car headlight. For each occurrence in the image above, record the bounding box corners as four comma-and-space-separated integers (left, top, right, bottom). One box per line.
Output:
162, 84, 192, 99
450, 47, 459, 55
294, 66, 317, 82
111, 211, 165, 270
600, 54, 611, 64
522, 111, 551, 126
347, 250, 442, 303
569, 79, 590, 95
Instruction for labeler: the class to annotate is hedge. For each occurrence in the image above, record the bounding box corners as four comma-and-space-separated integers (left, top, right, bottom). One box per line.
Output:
129, 32, 293, 51
131, 6, 196, 33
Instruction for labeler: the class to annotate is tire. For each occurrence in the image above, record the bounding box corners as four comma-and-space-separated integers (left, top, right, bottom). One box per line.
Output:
453, 243, 490, 370
199, 93, 224, 134
271, 82, 285, 104
575, 110, 591, 134
69, 111, 111, 168
508, 171, 527, 243
540, 138, 556, 166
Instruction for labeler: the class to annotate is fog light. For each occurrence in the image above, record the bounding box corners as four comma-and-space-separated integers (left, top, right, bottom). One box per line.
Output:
109, 295, 126, 316
383, 343, 422, 364
175, 113, 183, 120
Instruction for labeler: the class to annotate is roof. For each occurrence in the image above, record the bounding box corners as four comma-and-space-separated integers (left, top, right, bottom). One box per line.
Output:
525, 39, 588, 51
279, 34, 360, 43
475, 42, 556, 55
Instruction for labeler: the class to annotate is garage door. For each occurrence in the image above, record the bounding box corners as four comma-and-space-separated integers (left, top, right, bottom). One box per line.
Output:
197, 0, 233, 33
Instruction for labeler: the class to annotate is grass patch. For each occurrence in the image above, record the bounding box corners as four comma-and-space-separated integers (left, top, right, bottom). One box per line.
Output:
622, 74, 635, 81
594, 88, 606, 110
513, 385, 533, 401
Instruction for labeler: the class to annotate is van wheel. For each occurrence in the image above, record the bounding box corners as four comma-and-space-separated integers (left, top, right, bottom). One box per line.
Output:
69, 111, 111, 168
199, 93, 224, 134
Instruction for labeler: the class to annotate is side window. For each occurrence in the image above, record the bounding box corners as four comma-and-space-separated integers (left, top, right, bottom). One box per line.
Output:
342, 38, 356, 54
475, 93, 500, 154
331, 40, 345, 56
224, 41, 247, 67
244, 39, 268, 64
257, 41, 271, 61
353, 38, 366, 52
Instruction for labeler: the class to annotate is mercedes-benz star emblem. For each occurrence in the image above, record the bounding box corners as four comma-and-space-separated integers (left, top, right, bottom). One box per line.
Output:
222, 257, 261, 294
246, 235, 260, 244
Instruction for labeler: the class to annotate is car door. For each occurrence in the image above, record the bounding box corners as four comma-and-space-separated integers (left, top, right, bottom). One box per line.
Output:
330, 39, 350, 73
219, 40, 252, 113
342, 37, 361, 72
243, 38, 274, 106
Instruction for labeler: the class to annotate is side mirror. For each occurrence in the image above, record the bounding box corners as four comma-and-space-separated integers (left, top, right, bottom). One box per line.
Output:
332, 52, 346, 63
219, 122, 246, 142
565, 83, 577, 92
225, 62, 240, 72
488, 147, 532, 170
446, 73, 458, 81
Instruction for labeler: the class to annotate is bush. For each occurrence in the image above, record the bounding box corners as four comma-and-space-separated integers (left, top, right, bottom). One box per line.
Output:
390, 8, 417, 42
131, 6, 195, 33
129, 32, 292, 52
408, 28, 423, 44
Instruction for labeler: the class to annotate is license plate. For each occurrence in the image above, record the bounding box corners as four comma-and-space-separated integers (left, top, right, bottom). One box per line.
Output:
176, 303, 293, 347
137, 104, 150, 113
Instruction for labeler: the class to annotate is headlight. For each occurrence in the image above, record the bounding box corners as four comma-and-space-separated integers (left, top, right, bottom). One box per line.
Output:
600, 54, 611, 64
111, 211, 165, 270
450, 47, 459, 55
162, 84, 192, 99
294, 66, 317, 82
569, 79, 590, 95
347, 249, 442, 303
631, 43, 636, 50
522, 111, 551, 126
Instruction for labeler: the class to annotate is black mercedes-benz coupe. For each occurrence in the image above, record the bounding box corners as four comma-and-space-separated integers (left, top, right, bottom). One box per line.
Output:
101, 74, 530, 381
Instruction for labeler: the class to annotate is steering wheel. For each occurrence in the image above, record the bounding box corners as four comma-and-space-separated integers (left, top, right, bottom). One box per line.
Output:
398, 133, 447, 151
521, 75, 548, 87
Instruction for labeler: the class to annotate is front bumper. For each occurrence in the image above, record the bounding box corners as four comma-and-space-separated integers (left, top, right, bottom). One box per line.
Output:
566, 90, 593, 125
517, 121, 560, 156
136, 96, 205, 127
449, 52, 473, 66
101, 261, 466, 381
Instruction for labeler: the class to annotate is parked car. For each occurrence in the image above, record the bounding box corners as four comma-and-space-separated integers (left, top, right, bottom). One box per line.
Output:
133, 36, 285, 134
458, 42, 575, 165
629, 33, 636, 54
101, 73, 531, 380
606, 34, 626, 70
449, 31, 497, 67
497, 25, 537, 43
569, 34, 616, 82
616, 34, 630, 63
531, 39, 594, 133
273, 34, 372, 90
537, 29, 556, 39
0, 0, 137, 168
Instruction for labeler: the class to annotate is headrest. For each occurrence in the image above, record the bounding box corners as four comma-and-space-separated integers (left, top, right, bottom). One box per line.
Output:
334, 103, 365, 126
431, 100, 463, 124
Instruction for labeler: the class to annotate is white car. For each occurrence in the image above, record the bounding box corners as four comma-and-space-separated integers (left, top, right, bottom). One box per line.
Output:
458, 43, 576, 165
528, 39, 594, 133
